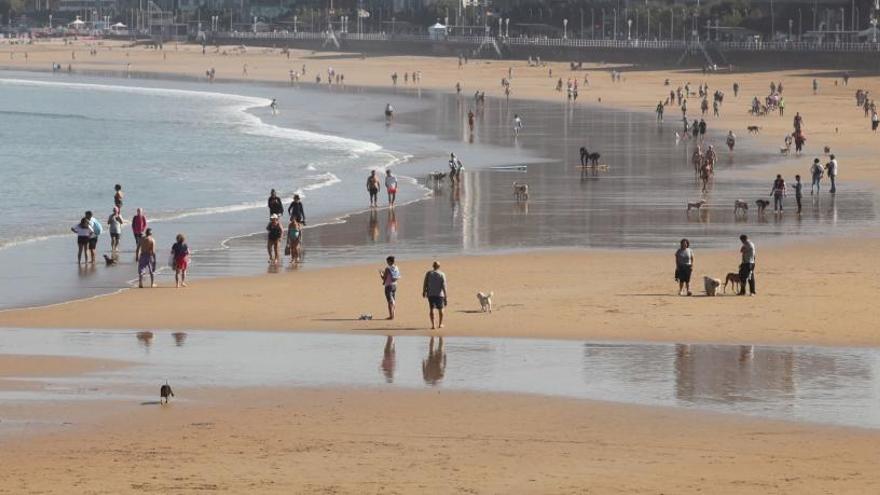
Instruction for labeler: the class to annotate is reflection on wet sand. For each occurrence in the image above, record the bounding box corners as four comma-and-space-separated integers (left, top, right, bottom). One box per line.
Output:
381, 336, 396, 383
422, 337, 446, 385
4, 330, 880, 428
674, 344, 795, 403
368, 209, 379, 242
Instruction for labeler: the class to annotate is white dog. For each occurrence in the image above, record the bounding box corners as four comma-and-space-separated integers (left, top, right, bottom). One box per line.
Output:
734, 199, 749, 215
513, 182, 529, 201
476, 292, 494, 312
704, 276, 722, 296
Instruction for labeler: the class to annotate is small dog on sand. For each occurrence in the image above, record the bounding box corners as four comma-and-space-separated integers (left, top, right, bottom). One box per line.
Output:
747, 125, 761, 134
513, 182, 529, 201
103, 254, 117, 266
734, 199, 749, 215
724, 272, 742, 293
704, 276, 722, 296
476, 292, 494, 313
687, 199, 707, 211
755, 199, 770, 214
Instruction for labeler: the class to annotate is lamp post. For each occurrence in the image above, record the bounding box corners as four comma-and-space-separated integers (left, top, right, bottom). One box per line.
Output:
293, 15, 297, 33
872, 16, 878, 43
563, 18, 568, 39
613, 8, 617, 40
505, 18, 510, 37
798, 9, 802, 40
788, 18, 793, 40
627, 18, 631, 40
498, 17, 501, 37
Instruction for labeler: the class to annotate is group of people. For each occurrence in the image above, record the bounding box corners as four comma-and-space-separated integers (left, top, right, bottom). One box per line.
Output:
70, 185, 189, 289
380, 257, 449, 329
266, 189, 306, 264
674, 235, 757, 297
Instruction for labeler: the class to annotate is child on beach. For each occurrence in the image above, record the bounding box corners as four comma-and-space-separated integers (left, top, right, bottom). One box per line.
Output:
171, 234, 190, 288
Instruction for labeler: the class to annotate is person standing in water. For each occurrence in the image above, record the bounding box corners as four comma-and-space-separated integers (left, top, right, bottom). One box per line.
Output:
113, 184, 124, 213
85, 211, 102, 264
138, 228, 156, 288
269, 98, 278, 115
826, 154, 839, 194
385, 169, 398, 207
132, 208, 147, 261
379, 256, 400, 320
513, 114, 523, 136
367, 170, 381, 207
727, 130, 736, 151
810, 158, 824, 195
422, 261, 448, 330
792, 174, 804, 214
107, 207, 124, 253
267, 189, 284, 218
286, 217, 302, 263
771, 174, 787, 213
71, 217, 93, 265
287, 194, 306, 224
171, 234, 189, 288
266, 214, 283, 264
384, 103, 394, 123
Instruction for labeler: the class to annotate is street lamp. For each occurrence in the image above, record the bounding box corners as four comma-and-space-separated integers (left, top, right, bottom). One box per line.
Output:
788, 18, 793, 40
505, 18, 510, 37
563, 18, 568, 39
627, 18, 632, 40
498, 17, 502, 36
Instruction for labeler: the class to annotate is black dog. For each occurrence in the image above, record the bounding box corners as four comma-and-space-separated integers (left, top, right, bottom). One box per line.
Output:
160, 381, 174, 404
103, 254, 117, 266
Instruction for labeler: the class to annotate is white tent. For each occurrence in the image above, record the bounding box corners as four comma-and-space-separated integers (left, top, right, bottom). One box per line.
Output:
69, 18, 85, 27
112, 22, 127, 28
428, 22, 447, 40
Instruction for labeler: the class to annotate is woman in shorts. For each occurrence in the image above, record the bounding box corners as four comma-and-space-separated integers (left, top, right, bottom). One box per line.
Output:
71, 217, 93, 265
675, 239, 694, 296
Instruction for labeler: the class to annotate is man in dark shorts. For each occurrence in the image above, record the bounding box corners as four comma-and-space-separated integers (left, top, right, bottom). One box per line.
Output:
379, 256, 400, 320
422, 261, 448, 330
85, 210, 102, 264
367, 170, 381, 207
738, 234, 757, 296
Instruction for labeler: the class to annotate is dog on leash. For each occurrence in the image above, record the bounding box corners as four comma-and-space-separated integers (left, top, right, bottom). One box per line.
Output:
734, 199, 749, 215
687, 199, 707, 211
755, 199, 770, 214
724, 272, 742, 293
747, 125, 761, 134
513, 182, 529, 201
476, 291, 494, 313
704, 276, 722, 296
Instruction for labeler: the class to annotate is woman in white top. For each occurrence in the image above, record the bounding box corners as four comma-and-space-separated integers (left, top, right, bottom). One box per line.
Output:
674, 239, 694, 296
71, 217, 94, 264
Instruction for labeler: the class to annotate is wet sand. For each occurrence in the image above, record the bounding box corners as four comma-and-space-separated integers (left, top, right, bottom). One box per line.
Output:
2, 386, 879, 494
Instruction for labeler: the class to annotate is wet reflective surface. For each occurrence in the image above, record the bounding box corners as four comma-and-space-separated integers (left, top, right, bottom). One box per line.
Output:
2, 329, 880, 429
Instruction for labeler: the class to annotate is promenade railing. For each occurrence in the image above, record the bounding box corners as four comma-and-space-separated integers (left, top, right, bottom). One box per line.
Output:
214, 31, 880, 53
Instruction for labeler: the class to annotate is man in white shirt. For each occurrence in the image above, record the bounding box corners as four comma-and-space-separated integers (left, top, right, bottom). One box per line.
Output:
385, 169, 398, 207
738, 234, 757, 296
825, 154, 839, 194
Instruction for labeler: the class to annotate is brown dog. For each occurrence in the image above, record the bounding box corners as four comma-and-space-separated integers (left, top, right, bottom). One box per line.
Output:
724, 272, 742, 293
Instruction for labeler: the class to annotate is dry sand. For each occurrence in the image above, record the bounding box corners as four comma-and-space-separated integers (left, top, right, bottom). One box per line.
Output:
1, 40, 880, 493
2, 387, 879, 494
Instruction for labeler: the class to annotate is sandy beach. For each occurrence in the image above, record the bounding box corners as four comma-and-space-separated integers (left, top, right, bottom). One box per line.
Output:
1, 40, 879, 493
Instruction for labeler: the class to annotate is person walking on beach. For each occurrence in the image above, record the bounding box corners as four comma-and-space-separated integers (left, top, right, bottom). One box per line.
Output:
107, 207, 124, 253
266, 214, 283, 264
138, 228, 156, 288
770, 174, 787, 213
288, 194, 306, 225
727, 130, 736, 151
367, 170, 381, 207
269, 98, 278, 115
384, 103, 394, 124
467, 110, 475, 132
132, 208, 147, 261
513, 114, 523, 137
733, 82, 739, 97
792, 175, 804, 214
385, 169, 398, 207
449, 153, 463, 185
656, 101, 664, 122
85, 211, 102, 264
810, 158, 824, 195
379, 256, 400, 320
675, 239, 694, 296
171, 234, 189, 288
267, 189, 284, 218
113, 184, 124, 212
871, 110, 879, 132
71, 217, 93, 265
826, 154, 838, 194
422, 261, 448, 330
286, 217, 302, 263
738, 234, 756, 296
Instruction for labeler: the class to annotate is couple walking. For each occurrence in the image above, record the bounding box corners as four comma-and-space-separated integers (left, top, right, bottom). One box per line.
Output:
380, 257, 448, 329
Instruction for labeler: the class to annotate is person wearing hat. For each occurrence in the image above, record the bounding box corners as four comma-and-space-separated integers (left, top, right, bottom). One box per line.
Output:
266, 214, 283, 264
422, 261, 448, 329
